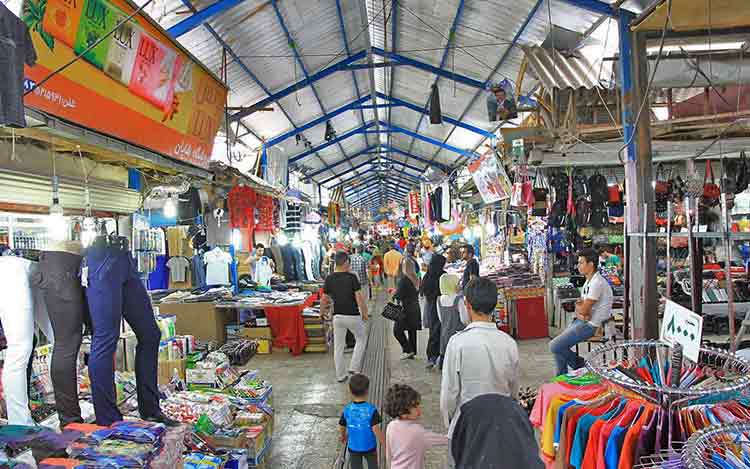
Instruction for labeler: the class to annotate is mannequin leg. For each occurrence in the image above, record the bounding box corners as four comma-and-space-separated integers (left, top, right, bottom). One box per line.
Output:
122, 270, 161, 419
0, 302, 35, 425
86, 253, 125, 426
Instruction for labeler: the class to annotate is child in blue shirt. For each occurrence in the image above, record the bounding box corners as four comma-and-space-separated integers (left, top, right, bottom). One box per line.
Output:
339, 374, 384, 468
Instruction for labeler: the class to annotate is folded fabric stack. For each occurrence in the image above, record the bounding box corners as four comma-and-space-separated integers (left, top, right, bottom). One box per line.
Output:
65, 421, 168, 468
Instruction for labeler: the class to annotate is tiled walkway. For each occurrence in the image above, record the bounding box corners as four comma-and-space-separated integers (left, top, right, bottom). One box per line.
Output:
249, 290, 557, 468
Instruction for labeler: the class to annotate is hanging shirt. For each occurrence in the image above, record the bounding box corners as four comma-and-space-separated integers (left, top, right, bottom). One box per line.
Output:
166, 256, 190, 283
204, 248, 232, 286
0, 3, 37, 128
440, 182, 450, 221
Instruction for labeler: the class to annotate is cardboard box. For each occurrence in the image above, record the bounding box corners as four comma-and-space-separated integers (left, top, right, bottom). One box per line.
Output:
158, 358, 186, 386
203, 422, 269, 460
157, 302, 229, 344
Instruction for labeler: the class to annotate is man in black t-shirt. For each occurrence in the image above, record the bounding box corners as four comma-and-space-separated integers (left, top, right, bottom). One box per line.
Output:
323, 251, 369, 383
461, 244, 480, 290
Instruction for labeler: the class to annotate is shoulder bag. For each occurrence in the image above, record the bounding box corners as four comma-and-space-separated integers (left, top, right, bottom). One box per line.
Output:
382, 297, 406, 322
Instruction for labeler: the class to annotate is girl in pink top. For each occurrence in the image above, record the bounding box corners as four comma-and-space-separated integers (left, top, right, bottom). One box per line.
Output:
385, 384, 449, 469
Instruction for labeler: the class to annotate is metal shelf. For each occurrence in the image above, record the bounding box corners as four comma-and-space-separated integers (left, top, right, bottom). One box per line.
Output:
629, 232, 750, 240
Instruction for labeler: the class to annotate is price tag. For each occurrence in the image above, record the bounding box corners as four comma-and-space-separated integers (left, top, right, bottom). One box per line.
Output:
81, 265, 89, 288
660, 300, 703, 362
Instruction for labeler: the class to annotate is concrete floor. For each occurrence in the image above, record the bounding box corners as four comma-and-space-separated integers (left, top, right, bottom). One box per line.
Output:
249, 290, 557, 469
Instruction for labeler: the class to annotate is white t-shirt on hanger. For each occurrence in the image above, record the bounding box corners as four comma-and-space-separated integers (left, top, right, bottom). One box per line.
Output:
166, 256, 190, 283
204, 248, 232, 286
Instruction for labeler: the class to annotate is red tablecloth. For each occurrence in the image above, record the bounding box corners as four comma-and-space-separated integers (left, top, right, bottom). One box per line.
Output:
263, 293, 317, 355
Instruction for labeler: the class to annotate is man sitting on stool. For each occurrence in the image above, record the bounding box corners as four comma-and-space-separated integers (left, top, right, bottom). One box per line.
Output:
549, 248, 613, 376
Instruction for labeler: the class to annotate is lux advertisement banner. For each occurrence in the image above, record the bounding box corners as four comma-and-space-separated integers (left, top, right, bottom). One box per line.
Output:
21, 0, 227, 168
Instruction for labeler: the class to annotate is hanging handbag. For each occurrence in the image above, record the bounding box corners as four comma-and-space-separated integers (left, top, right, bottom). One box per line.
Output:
654, 163, 671, 195
607, 170, 622, 205
722, 160, 736, 210
702, 160, 721, 207
382, 297, 406, 322
532, 169, 549, 216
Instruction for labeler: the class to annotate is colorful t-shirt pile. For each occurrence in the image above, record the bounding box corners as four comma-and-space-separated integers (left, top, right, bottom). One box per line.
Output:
37, 421, 186, 469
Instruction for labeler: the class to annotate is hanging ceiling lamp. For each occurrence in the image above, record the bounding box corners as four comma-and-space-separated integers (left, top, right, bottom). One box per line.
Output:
429, 83, 442, 124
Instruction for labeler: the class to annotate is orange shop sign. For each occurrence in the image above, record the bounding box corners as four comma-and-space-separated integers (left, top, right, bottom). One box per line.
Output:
21, 0, 228, 168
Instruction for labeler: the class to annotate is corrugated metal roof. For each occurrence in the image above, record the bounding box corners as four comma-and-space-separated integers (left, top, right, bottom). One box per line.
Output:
521, 45, 602, 90
140, 0, 609, 203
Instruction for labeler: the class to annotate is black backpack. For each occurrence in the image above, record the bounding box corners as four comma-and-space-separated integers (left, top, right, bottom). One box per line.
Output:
736, 151, 749, 194
572, 169, 588, 200
588, 171, 609, 205
575, 199, 591, 227
591, 204, 609, 229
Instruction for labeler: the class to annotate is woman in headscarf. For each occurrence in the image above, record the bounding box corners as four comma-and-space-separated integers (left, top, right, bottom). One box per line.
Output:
390, 258, 421, 359
437, 273, 466, 370
420, 254, 446, 369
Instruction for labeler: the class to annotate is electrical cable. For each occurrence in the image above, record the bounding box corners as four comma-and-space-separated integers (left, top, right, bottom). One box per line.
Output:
23, 0, 158, 96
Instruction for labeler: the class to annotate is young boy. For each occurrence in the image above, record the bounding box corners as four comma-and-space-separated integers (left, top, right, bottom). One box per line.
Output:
339, 374, 384, 469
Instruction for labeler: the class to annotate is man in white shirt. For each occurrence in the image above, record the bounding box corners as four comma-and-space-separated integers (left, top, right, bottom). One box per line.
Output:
549, 248, 613, 376
440, 277, 520, 447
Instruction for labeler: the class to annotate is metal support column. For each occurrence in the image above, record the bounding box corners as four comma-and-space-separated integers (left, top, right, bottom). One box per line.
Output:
620, 12, 658, 339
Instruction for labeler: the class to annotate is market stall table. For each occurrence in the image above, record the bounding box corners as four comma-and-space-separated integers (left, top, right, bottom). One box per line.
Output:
216, 292, 319, 356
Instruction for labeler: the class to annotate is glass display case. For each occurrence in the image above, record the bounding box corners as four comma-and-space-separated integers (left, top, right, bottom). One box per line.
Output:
0, 213, 53, 250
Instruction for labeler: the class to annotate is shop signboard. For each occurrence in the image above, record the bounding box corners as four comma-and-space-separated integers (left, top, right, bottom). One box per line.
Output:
21, 0, 227, 168
468, 150, 510, 204
660, 300, 703, 362
408, 191, 420, 217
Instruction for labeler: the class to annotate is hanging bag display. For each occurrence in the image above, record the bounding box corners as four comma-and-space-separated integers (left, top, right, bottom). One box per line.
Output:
532, 169, 549, 216
521, 166, 534, 207
607, 169, 622, 205
737, 150, 749, 194
382, 297, 406, 322
702, 160, 721, 207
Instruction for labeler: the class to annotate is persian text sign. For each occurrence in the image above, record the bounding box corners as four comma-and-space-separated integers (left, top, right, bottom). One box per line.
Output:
468, 150, 510, 204
21, 0, 227, 168
660, 300, 703, 363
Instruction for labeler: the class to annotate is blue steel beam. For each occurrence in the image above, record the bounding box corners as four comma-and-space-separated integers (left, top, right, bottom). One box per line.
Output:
332, 163, 420, 188
344, 176, 411, 197
335, 0, 370, 151
422, 0, 543, 170
382, 145, 449, 171
343, 175, 414, 193
266, 96, 369, 147
386, 0, 397, 166
354, 103, 404, 110
401, 0, 465, 179
305, 145, 378, 180
371, 51, 483, 90
230, 49, 485, 122
350, 187, 406, 205
270, 0, 359, 178
376, 92, 494, 138
380, 121, 473, 157
289, 122, 376, 164
348, 181, 410, 198
618, 10, 637, 162
229, 50, 367, 122
312, 151, 422, 183
559, 0, 616, 16
168, 0, 245, 37
339, 172, 416, 192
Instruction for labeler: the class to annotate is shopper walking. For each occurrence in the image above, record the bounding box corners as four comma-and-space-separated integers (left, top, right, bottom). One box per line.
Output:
441, 277, 519, 444
460, 244, 479, 289
323, 251, 369, 383
350, 246, 370, 302
420, 254, 446, 369
384, 384, 448, 469
451, 394, 543, 469
339, 374, 384, 469
383, 244, 403, 291
419, 239, 434, 273
389, 259, 421, 360
436, 273, 467, 369
549, 248, 613, 375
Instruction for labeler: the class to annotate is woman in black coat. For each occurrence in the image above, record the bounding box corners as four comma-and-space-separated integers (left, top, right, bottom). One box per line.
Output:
420, 254, 446, 368
391, 257, 421, 359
